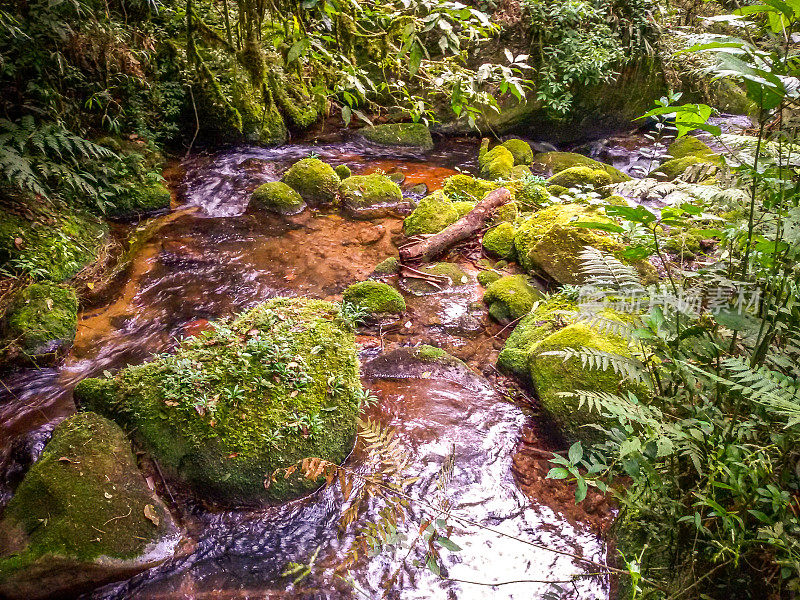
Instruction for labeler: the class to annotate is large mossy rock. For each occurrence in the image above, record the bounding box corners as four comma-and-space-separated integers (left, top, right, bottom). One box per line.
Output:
478, 140, 514, 180
404, 190, 460, 236
667, 135, 715, 159
2, 282, 78, 363
107, 183, 171, 219
359, 123, 434, 150
74, 298, 362, 506
339, 174, 402, 218
534, 152, 630, 183
547, 166, 613, 192
442, 174, 499, 202
251, 181, 307, 215
0, 412, 180, 600
342, 281, 405, 316
501, 139, 534, 166
482, 222, 516, 260
483, 275, 542, 324
282, 158, 341, 205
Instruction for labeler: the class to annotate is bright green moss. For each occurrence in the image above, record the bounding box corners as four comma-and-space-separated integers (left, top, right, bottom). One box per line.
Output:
334, 164, 352, 180
501, 139, 534, 165
493, 201, 518, 224
372, 256, 400, 275
667, 136, 714, 159
74, 297, 361, 506
483, 274, 542, 323
404, 191, 459, 236
3, 283, 78, 358
516, 183, 550, 209
342, 281, 405, 315
339, 174, 402, 211
482, 222, 516, 260
282, 158, 341, 205
401, 262, 470, 295
651, 154, 721, 181
477, 270, 502, 287
534, 152, 630, 183
442, 174, 499, 202
360, 123, 434, 150
547, 166, 613, 190
251, 181, 307, 215
108, 183, 171, 219
478, 140, 514, 180
0, 413, 177, 598
452, 200, 475, 218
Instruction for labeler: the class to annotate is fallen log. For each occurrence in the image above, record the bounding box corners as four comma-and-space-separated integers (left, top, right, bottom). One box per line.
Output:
399, 187, 512, 262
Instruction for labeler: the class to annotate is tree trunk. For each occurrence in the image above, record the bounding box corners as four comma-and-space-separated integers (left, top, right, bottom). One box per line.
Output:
399, 187, 512, 263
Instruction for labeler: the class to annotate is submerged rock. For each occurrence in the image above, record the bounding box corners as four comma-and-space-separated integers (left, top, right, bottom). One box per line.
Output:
339, 173, 402, 218
483, 274, 542, 323
363, 345, 481, 390
282, 158, 340, 205
501, 139, 534, 166
342, 281, 405, 316
0, 412, 180, 600
2, 282, 78, 364
399, 262, 470, 296
74, 298, 362, 505
359, 123, 434, 150
250, 181, 307, 215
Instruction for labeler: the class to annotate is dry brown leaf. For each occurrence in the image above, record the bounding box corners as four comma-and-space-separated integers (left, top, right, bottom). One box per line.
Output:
143, 504, 160, 526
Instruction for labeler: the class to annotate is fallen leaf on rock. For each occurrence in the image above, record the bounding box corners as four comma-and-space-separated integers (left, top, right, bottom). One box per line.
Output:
143, 504, 160, 526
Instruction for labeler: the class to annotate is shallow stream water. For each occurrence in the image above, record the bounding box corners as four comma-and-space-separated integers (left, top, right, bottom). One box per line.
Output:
0, 127, 708, 599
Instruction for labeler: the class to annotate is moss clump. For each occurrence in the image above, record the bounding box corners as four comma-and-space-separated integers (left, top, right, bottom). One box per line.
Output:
404, 191, 460, 236
282, 158, 340, 205
3, 283, 78, 359
372, 256, 400, 275
339, 174, 402, 213
516, 183, 550, 209
342, 281, 405, 316
482, 222, 516, 260
651, 154, 721, 181
477, 270, 502, 287
360, 123, 434, 150
493, 202, 518, 224
107, 183, 171, 219
74, 297, 361, 505
0, 210, 108, 282
251, 181, 307, 215
667, 136, 715, 159
478, 140, 514, 180
501, 139, 534, 165
0, 413, 178, 600
483, 274, 542, 323
663, 227, 707, 259
452, 200, 475, 218
442, 174, 498, 202
334, 164, 352, 180
534, 152, 630, 183
547, 166, 613, 191
400, 262, 470, 295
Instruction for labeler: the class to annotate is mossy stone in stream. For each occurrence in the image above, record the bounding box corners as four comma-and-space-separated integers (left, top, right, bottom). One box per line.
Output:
342, 281, 405, 316
650, 154, 722, 181
667, 136, 715, 160
0, 412, 180, 600
334, 164, 352, 180
359, 123, 434, 150
534, 152, 630, 183
107, 183, 171, 219
547, 166, 613, 191
74, 297, 361, 506
482, 222, 516, 260
477, 270, 502, 287
282, 158, 340, 205
371, 256, 400, 276
516, 183, 550, 210
483, 274, 542, 323
2, 282, 78, 362
478, 140, 514, 180
339, 174, 402, 216
501, 139, 534, 165
251, 181, 307, 215
452, 200, 475, 218
442, 174, 498, 202
403, 190, 460, 236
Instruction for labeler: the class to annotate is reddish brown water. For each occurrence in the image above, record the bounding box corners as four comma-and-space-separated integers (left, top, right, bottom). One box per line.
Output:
0, 137, 613, 600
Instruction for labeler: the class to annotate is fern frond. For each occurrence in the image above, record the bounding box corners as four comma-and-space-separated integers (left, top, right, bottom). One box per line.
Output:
541, 347, 651, 385
564, 309, 639, 339
579, 246, 645, 293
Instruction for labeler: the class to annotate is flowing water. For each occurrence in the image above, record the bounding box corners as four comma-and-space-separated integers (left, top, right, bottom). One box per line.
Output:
0, 131, 678, 599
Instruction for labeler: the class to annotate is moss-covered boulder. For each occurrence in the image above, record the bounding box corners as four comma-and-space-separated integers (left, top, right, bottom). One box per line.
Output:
501, 139, 534, 166
107, 183, 171, 219
452, 200, 475, 218
493, 201, 518, 224
478, 140, 514, 180
482, 222, 516, 260
282, 158, 340, 205
360, 123, 434, 150
371, 256, 400, 276
0, 412, 180, 600
2, 283, 78, 363
251, 181, 307, 215
667, 136, 715, 160
515, 182, 550, 209
339, 174, 402, 218
74, 297, 362, 505
534, 152, 630, 183
400, 262, 470, 296
442, 174, 499, 202
650, 154, 721, 181
483, 275, 542, 323
334, 164, 352, 180
342, 281, 405, 316
477, 269, 502, 287
404, 191, 460, 236
547, 166, 613, 191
